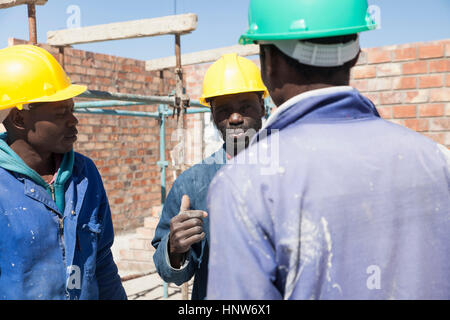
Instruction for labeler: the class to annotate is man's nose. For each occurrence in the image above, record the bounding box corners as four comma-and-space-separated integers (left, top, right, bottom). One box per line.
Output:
228, 112, 244, 125
67, 112, 79, 127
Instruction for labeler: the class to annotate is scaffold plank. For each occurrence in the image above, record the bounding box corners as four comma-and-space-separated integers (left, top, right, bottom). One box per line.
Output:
145, 44, 259, 70
47, 13, 197, 46
0, 0, 46, 9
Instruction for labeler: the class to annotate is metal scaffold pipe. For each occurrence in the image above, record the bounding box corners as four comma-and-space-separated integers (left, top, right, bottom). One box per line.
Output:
78, 90, 205, 108
27, 3, 37, 44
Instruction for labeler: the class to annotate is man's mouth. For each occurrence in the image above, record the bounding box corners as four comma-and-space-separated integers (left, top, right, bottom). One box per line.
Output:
64, 130, 78, 141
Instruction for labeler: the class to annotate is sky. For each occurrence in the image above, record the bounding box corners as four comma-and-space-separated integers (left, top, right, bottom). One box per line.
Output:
0, 0, 449, 61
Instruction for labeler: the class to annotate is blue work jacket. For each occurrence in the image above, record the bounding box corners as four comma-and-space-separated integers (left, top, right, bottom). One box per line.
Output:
0, 151, 127, 300
207, 86, 450, 299
152, 146, 226, 300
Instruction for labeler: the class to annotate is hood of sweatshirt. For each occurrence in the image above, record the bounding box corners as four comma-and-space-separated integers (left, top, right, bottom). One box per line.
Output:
0, 132, 74, 213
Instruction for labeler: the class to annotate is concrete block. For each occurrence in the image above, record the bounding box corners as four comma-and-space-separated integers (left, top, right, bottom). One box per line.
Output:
136, 227, 155, 239
144, 216, 159, 229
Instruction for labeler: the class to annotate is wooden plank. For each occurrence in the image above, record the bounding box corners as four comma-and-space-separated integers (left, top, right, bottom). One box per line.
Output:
0, 0, 46, 9
145, 44, 260, 70
47, 13, 198, 46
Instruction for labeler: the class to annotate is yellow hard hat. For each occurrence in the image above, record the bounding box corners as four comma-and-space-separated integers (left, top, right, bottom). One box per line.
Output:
0, 45, 86, 111
198, 53, 269, 107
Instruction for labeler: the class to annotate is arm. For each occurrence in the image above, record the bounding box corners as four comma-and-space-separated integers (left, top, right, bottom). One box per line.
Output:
206, 171, 282, 300
95, 199, 127, 300
152, 178, 206, 286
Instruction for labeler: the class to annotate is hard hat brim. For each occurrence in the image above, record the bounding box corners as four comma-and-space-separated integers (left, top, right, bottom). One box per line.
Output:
28, 84, 87, 105
199, 89, 269, 107
0, 84, 87, 111
240, 23, 377, 45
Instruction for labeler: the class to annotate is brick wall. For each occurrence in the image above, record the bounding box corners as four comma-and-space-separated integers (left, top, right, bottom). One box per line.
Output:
184, 39, 450, 149
350, 39, 450, 146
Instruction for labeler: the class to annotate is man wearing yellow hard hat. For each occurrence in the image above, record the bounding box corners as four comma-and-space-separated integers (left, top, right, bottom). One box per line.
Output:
0, 45, 126, 300
152, 53, 269, 300
207, 0, 450, 299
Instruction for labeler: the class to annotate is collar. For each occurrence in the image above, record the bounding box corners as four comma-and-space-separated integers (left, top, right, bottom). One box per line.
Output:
262, 86, 354, 131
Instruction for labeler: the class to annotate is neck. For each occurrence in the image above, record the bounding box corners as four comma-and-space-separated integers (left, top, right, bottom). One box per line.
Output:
8, 138, 55, 176
276, 82, 338, 106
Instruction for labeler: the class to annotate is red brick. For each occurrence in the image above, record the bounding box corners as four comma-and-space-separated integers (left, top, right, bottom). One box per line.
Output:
114, 198, 125, 205
376, 106, 392, 119
393, 105, 417, 118
403, 119, 429, 132
393, 47, 417, 61
446, 75, 450, 87
419, 44, 444, 59
429, 118, 450, 131
419, 75, 444, 88
393, 77, 417, 90
430, 88, 450, 102
352, 65, 376, 79
376, 63, 402, 77
404, 90, 429, 104
419, 104, 445, 117
367, 78, 392, 91
350, 79, 368, 91
367, 48, 391, 64
429, 59, 450, 73
402, 61, 427, 75
380, 91, 404, 105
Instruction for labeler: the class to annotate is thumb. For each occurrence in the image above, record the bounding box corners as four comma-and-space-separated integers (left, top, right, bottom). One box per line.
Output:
179, 194, 190, 212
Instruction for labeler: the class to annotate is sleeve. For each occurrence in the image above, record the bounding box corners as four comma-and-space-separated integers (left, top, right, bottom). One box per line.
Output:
206, 170, 282, 300
95, 199, 128, 300
151, 175, 197, 286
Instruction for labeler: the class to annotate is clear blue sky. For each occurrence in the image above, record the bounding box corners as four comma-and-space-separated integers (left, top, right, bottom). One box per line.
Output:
0, 0, 449, 61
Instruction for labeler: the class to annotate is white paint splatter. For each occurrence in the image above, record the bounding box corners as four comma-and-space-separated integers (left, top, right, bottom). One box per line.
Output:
321, 217, 333, 282
321, 217, 342, 295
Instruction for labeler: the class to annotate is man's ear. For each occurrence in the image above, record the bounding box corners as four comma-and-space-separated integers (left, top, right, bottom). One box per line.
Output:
260, 97, 266, 118
8, 108, 27, 131
209, 100, 217, 123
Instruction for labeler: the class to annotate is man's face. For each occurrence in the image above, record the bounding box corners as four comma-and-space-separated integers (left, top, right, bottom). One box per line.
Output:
210, 92, 265, 155
23, 99, 78, 155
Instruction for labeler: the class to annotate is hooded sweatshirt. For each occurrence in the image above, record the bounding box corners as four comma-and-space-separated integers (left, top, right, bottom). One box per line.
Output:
0, 133, 73, 213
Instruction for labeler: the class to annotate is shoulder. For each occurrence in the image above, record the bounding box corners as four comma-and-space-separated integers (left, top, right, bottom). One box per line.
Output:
73, 152, 103, 181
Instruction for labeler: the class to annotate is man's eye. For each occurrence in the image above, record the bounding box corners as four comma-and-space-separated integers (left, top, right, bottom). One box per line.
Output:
240, 105, 251, 112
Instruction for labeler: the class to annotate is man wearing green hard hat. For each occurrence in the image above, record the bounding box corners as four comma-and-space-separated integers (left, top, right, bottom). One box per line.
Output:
207, 0, 450, 299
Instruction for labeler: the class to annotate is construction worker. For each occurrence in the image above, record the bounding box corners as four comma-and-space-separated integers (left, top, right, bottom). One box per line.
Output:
0, 45, 126, 300
152, 53, 268, 300
207, 0, 450, 299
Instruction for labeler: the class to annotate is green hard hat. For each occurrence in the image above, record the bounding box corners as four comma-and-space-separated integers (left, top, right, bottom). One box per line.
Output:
239, 0, 377, 45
